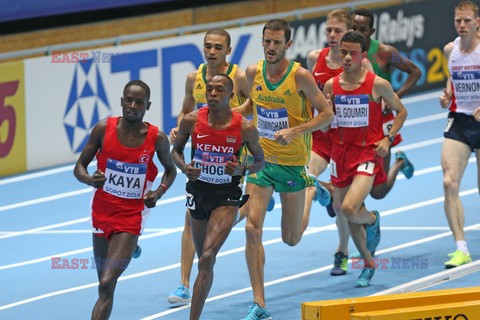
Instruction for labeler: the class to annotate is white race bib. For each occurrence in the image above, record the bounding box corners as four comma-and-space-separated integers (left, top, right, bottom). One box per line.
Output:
382, 119, 394, 135
192, 150, 232, 184
256, 106, 289, 140
451, 70, 480, 106
330, 159, 338, 178
103, 158, 146, 199
334, 94, 369, 128
357, 161, 375, 175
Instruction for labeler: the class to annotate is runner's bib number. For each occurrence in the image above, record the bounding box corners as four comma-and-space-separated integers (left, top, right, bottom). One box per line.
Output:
256, 106, 289, 140
104, 158, 146, 199
334, 94, 369, 128
451, 70, 480, 108
193, 150, 232, 184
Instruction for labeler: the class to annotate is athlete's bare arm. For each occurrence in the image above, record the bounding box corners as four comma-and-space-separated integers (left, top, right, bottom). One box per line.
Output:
372, 76, 408, 156
240, 119, 264, 174
306, 49, 321, 72
225, 119, 264, 176
171, 111, 202, 181
380, 44, 421, 98
232, 63, 257, 116
440, 42, 454, 109
170, 71, 197, 143
144, 131, 177, 208
73, 120, 107, 188
234, 67, 251, 99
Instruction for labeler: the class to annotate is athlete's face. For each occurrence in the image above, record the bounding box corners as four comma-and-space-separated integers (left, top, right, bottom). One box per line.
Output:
203, 34, 231, 67
121, 85, 150, 123
262, 29, 292, 64
454, 9, 480, 38
352, 15, 374, 41
205, 76, 233, 109
325, 18, 348, 49
340, 41, 364, 72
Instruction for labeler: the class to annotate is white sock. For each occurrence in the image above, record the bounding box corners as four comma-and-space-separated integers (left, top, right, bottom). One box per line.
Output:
456, 240, 469, 254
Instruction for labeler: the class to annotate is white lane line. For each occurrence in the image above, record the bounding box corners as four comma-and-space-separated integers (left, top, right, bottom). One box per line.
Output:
0, 190, 477, 311
0, 91, 441, 187
392, 156, 476, 181
0, 136, 451, 213
391, 137, 444, 152
0, 227, 184, 271
380, 188, 478, 218
0, 218, 89, 240
140, 223, 480, 320
0, 195, 185, 239
371, 260, 480, 296
0, 162, 95, 185
0, 143, 191, 185
403, 112, 447, 127
0, 226, 453, 235
401, 90, 442, 105
0, 189, 93, 213
0, 169, 183, 213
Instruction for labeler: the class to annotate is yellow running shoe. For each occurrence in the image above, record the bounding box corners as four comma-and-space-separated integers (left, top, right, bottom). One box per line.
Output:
444, 250, 472, 269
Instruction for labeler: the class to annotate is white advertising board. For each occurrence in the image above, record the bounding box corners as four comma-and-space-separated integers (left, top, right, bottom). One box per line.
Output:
24, 24, 265, 170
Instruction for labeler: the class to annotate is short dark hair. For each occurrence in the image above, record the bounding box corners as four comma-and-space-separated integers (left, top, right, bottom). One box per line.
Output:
353, 8, 375, 29
263, 19, 292, 42
205, 28, 231, 47
210, 73, 233, 92
341, 31, 368, 52
123, 80, 150, 101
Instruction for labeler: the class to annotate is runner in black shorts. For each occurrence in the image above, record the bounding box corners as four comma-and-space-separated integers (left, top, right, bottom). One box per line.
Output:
171, 74, 264, 320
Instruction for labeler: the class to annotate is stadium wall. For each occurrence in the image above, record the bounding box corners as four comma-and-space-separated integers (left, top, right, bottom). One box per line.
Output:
0, 0, 458, 176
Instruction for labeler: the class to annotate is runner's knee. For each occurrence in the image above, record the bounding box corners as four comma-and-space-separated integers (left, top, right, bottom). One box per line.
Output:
282, 231, 301, 246
198, 249, 216, 271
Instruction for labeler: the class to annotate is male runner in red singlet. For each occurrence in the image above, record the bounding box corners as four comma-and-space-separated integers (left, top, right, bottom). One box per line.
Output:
323, 31, 407, 287
74, 80, 177, 320
172, 74, 264, 320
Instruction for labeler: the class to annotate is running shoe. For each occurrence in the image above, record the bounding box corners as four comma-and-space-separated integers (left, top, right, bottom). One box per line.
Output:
395, 151, 414, 179
326, 196, 336, 217
330, 252, 348, 276
132, 245, 142, 259
355, 267, 375, 287
241, 303, 272, 320
166, 284, 191, 306
366, 210, 381, 254
444, 250, 472, 269
267, 196, 275, 212
309, 174, 330, 206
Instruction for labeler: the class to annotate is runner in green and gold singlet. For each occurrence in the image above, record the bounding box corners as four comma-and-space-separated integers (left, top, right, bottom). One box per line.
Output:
236, 20, 334, 320
192, 63, 245, 109
251, 60, 312, 166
